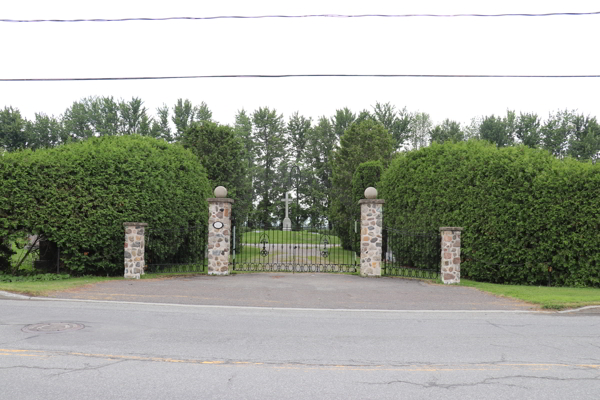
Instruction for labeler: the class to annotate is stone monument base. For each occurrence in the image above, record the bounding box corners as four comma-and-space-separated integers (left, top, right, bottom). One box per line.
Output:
283, 218, 292, 231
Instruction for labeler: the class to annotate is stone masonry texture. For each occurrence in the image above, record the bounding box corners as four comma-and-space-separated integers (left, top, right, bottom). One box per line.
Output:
124, 222, 148, 279
207, 198, 234, 275
359, 199, 385, 277
440, 227, 463, 284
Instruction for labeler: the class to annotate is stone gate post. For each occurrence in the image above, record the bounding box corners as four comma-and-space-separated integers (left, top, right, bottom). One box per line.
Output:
359, 187, 384, 277
207, 186, 234, 275
439, 227, 463, 284
124, 222, 147, 279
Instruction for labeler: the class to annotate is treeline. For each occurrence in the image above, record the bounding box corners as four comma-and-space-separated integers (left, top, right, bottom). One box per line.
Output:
1, 97, 598, 231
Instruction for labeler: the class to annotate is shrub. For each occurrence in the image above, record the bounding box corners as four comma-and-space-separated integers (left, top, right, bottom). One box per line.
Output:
0, 135, 212, 275
379, 140, 600, 286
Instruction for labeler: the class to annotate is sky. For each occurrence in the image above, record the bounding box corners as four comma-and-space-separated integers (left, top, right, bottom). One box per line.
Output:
1, 0, 599, 128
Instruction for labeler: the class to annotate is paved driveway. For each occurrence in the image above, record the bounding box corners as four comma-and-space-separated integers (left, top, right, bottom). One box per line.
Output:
48, 273, 535, 310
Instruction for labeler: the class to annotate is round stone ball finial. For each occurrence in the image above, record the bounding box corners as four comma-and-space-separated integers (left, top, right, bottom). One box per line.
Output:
214, 186, 228, 198
364, 187, 377, 199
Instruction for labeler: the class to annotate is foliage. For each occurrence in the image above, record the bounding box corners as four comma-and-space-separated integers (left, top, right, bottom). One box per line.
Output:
479, 112, 515, 147
252, 107, 287, 225
180, 121, 252, 228
331, 120, 394, 249
0, 135, 212, 275
380, 140, 600, 287
429, 119, 464, 144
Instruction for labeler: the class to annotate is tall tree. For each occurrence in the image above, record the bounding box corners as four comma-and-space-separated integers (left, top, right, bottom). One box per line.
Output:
118, 97, 151, 135
331, 108, 356, 139
304, 116, 337, 225
568, 114, 600, 161
194, 101, 213, 122
181, 121, 252, 226
409, 112, 432, 150
0, 106, 28, 151
287, 112, 311, 163
541, 110, 573, 158
515, 112, 541, 148
372, 102, 412, 150
479, 112, 515, 147
330, 120, 394, 249
25, 113, 65, 149
172, 99, 196, 140
62, 101, 93, 141
87, 96, 120, 136
429, 119, 464, 144
150, 104, 172, 141
251, 107, 287, 225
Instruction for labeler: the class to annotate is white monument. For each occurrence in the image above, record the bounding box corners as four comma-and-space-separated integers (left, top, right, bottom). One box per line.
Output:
282, 191, 292, 231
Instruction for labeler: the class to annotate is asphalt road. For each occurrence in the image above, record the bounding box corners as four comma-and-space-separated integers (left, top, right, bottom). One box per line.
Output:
47, 273, 534, 310
1, 298, 599, 399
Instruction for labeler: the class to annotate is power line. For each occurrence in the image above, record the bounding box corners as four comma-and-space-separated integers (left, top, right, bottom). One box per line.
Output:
1, 12, 600, 23
1, 74, 599, 82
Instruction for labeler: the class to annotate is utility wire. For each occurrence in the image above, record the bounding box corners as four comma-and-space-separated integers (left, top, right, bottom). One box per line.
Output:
1, 12, 600, 23
1, 74, 599, 82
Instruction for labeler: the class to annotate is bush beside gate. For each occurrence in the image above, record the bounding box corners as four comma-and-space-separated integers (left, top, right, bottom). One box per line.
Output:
379, 140, 600, 287
0, 135, 212, 275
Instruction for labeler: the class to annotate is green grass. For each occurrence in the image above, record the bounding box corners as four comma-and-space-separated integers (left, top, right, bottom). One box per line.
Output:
460, 279, 600, 310
241, 229, 341, 245
0, 276, 122, 297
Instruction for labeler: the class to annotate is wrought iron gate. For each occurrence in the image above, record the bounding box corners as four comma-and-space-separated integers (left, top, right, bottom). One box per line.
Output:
232, 223, 358, 273
145, 225, 208, 274
382, 227, 441, 279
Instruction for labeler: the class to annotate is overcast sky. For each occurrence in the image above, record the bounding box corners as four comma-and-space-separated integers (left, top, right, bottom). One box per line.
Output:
1, 0, 599, 127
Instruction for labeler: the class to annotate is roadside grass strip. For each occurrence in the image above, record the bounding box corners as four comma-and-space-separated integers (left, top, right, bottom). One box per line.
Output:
0, 276, 121, 297
460, 279, 600, 310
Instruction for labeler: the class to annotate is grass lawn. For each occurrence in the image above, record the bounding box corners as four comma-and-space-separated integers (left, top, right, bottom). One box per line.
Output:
241, 229, 341, 245
0, 276, 122, 297
460, 279, 600, 310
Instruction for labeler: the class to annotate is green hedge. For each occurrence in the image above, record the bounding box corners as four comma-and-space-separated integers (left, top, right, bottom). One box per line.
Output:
380, 140, 600, 287
0, 135, 212, 275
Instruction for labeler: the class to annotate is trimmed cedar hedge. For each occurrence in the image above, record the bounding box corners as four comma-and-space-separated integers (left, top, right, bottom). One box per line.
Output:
380, 140, 600, 287
0, 135, 212, 275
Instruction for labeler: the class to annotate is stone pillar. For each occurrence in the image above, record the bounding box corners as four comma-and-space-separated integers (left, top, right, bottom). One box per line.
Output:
440, 227, 463, 284
359, 187, 384, 277
207, 186, 234, 275
124, 222, 147, 279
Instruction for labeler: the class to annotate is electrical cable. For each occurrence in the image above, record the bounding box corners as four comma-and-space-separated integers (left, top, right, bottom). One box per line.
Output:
1, 74, 599, 82
1, 12, 599, 23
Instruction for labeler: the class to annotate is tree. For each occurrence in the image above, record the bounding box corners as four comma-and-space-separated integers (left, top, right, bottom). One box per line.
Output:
25, 113, 65, 149
330, 120, 394, 249
118, 97, 151, 135
252, 107, 288, 225
408, 112, 432, 150
331, 108, 356, 139
87, 96, 120, 136
429, 119, 464, 144
287, 112, 311, 163
181, 121, 252, 227
150, 104, 172, 141
195, 101, 213, 122
567, 114, 600, 161
304, 116, 337, 226
62, 101, 93, 141
515, 112, 541, 148
0, 106, 28, 151
479, 112, 515, 147
372, 102, 412, 150
172, 99, 196, 140
541, 110, 573, 157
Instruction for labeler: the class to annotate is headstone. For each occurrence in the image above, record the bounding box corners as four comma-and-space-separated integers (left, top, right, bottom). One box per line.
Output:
282, 191, 292, 231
